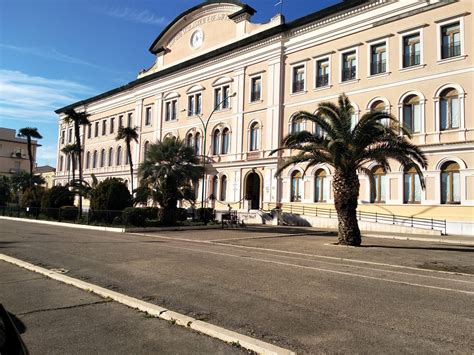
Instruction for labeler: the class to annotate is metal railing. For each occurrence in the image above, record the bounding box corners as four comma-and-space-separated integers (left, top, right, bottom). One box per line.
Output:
403, 52, 420, 67
441, 42, 461, 59
370, 60, 386, 75
266, 203, 446, 235
342, 67, 356, 81
316, 74, 329, 88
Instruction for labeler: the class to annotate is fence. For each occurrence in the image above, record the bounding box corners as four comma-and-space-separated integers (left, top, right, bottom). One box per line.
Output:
266, 203, 446, 235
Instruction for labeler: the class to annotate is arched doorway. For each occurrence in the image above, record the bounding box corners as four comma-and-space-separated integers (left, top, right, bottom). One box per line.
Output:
245, 172, 261, 210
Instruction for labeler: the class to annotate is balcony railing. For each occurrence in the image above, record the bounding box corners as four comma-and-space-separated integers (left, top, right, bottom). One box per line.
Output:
316, 74, 329, 88
441, 42, 461, 59
292, 80, 305, 93
342, 67, 356, 82
370, 60, 386, 75
403, 52, 421, 67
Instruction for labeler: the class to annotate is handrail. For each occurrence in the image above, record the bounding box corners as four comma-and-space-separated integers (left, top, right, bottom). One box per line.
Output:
266, 203, 447, 235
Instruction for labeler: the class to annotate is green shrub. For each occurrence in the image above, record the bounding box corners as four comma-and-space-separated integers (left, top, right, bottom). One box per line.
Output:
59, 206, 78, 220
197, 208, 214, 224
41, 186, 74, 219
20, 187, 44, 211
144, 219, 161, 228
157, 208, 177, 226
122, 207, 160, 227
176, 208, 188, 222
90, 178, 132, 223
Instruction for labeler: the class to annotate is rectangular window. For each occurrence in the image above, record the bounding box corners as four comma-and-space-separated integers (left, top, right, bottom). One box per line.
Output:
250, 76, 262, 102
60, 130, 65, 144
87, 124, 92, 139
126, 113, 131, 127
370, 42, 386, 75
165, 100, 177, 121
110, 117, 115, 134
119, 115, 124, 128
187, 93, 202, 116
68, 128, 73, 143
441, 22, 460, 59
145, 107, 152, 126
315, 58, 329, 88
102, 120, 107, 136
403, 33, 420, 67
342, 51, 357, 81
214, 86, 230, 110
292, 65, 305, 93
94, 122, 99, 137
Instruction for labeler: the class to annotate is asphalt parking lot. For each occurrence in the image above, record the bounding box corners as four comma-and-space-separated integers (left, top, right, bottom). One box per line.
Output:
1, 220, 473, 353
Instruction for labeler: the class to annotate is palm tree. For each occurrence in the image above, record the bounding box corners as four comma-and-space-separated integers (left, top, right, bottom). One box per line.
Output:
17, 127, 42, 182
272, 94, 427, 246
138, 137, 204, 225
61, 144, 78, 183
116, 126, 139, 194
63, 108, 90, 216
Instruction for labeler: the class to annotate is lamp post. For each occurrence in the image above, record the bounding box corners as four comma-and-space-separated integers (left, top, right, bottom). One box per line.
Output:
182, 92, 236, 209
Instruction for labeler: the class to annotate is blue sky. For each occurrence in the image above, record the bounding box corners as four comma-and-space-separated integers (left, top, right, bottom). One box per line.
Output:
0, 0, 340, 167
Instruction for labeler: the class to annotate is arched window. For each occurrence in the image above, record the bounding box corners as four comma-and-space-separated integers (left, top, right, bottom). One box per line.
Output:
108, 148, 113, 167
403, 95, 422, 134
291, 116, 304, 133
211, 176, 218, 198
291, 171, 302, 202
60, 156, 64, 172
85, 152, 90, 170
440, 88, 460, 130
100, 149, 105, 168
213, 129, 221, 155
249, 122, 260, 151
222, 128, 230, 154
370, 100, 389, 126
404, 165, 421, 204
370, 166, 386, 203
116, 146, 122, 166
186, 133, 194, 148
143, 141, 150, 161
314, 169, 328, 202
220, 175, 227, 201
441, 161, 460, 204
195, 132, 201, 155
92, 150, 98, 169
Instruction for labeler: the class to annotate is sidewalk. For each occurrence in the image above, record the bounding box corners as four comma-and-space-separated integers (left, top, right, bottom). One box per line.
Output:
0, 261, 244, 354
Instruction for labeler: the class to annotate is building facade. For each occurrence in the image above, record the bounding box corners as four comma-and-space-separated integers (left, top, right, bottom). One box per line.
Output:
55, 0, 473, 231
0, 128, 39, 176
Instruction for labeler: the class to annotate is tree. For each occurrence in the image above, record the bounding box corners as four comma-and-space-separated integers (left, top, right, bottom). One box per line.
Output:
63, 109, 90, 215
17, 127, 42, 182
272, 94, 427, 246
0, 176, 12, 205
10, 171, 45, 207
116, 126, 139, 194
90, 178, 132, 223
138, 137, 204, 225
61, 144, 78, 183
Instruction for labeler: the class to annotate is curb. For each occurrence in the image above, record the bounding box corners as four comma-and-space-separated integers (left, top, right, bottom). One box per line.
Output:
364, 234, 474, 245
0, 253, 296, 355
0, 216, 124, 233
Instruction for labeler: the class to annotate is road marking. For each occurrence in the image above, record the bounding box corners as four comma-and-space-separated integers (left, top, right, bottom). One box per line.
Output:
146, 243, 474, 295
132, 232, 474, 278
0, 255, 295, 355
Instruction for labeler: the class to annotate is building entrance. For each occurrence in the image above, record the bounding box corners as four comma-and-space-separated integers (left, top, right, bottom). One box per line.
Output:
245, 172, 261, 210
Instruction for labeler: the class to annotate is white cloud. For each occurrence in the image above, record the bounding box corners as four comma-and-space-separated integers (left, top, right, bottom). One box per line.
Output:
100, 7, 167, 25
0, 69, 95, 123
37, 144, 59, 167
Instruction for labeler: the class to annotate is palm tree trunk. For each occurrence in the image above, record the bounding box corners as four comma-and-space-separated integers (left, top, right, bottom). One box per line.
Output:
74, 120, 83, 218
127, 141, 134, 194
71, 152, 76, 182
333, 170, 361, 246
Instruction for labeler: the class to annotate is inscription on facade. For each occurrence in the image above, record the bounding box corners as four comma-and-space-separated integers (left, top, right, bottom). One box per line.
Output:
168, 14, 230, 47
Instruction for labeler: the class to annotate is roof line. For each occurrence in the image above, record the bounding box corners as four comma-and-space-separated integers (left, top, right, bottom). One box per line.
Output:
55, 0, 370, 114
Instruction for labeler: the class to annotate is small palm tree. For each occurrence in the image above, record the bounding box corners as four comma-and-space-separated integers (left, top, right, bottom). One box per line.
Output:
18, 127, 42, 182
116, 126, 139, 193
138, 137, 204, 225
272, 94, 427, 246
61, 144, 78, 183
63, 109, 90, 216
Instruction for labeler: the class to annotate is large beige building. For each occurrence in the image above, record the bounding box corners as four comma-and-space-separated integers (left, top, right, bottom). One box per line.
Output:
55, 0, 473, 234
0, 128, 39, 176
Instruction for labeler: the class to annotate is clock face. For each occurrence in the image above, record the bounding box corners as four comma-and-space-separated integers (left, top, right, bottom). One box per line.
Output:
190, 30, 204, 49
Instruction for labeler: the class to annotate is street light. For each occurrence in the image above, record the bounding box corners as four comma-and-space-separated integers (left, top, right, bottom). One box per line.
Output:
181, 92, 236, 209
